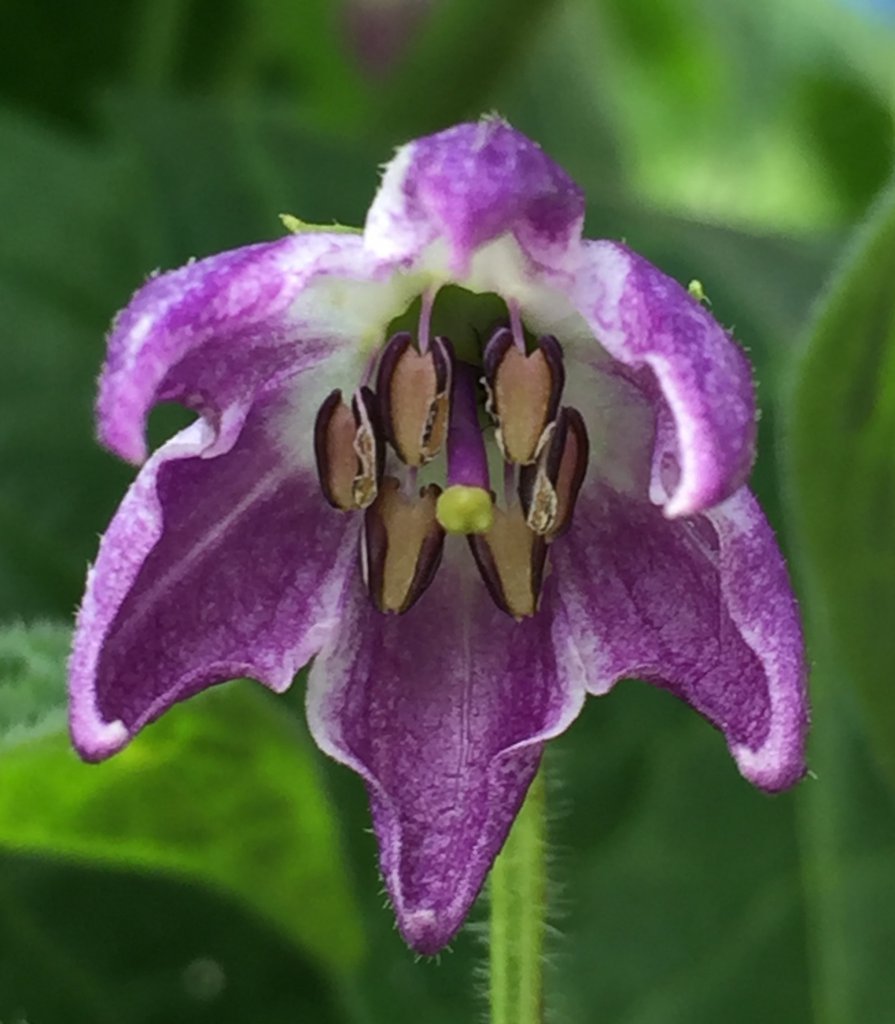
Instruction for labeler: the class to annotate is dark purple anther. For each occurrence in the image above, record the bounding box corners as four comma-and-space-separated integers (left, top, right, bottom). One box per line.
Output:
482, 327, 566, 464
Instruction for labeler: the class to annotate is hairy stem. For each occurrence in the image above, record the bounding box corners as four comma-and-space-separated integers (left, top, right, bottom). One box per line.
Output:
489, 766, 547, 1024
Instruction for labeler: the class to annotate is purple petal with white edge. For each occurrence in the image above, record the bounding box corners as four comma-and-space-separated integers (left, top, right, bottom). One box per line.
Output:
99, 232, 379, 464
364, 118, 585, 277
70, 391, 358, 761
552, 482, 808, 791
307, 544, 586, 954
572, 240, 756, 517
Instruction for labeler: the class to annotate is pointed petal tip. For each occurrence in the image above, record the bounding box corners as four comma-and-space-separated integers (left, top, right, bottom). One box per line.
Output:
398, 906, 459, 956
69, 715, 130, 763
366, 119, 585, 273
733, 734, 809, 794
96, 415, 148, 466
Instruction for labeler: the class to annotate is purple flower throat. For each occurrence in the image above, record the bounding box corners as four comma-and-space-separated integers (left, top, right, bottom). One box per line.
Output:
315, 300, 587, 620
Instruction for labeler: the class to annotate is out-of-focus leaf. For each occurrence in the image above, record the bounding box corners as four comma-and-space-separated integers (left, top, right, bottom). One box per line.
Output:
0, 109, 139, 618
0, 853, 348, 1024
0, 622, 69, 750
786, 176, 895, 785
796, 659, 895, 1024
0, 1, 141, 128
544, 0, 894, 232
794, 70, 894, 218
549, 687, 812, 1024
373, 0, 559, 137
100, 93, 380, 268
0, 635, 363, 975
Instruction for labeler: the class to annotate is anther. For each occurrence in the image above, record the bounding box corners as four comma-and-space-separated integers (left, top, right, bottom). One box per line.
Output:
482, 327, 565, 464
519, 407, 589, 539
376, 332, 453, 467
362, 478, 445, 614
435, 361, 494, 535
314, 387, 383, 510
467, 506, 547, 620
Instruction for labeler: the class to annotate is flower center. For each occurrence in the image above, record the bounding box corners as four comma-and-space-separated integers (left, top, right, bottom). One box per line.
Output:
313, 294, 589, 619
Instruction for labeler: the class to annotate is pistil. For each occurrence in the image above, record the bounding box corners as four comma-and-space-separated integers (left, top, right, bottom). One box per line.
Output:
436, 362, 494, 536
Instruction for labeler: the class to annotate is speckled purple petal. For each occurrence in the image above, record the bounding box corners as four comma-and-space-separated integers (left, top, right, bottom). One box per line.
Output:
306, 545, 585, 954
70, 392, 358, 761
552, 482, 808, 791
365, 118, 585, 276
572, 241, 756, 517
98, 232, 376, 464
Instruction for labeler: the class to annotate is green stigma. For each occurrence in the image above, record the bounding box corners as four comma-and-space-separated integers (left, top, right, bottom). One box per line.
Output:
436, 485, 494, 535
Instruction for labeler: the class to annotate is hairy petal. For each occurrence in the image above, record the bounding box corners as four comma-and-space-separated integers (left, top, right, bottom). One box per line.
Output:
365, 118, 585, 277
306, 547, 585, 954
552, 483, 808, 791
70, 393, 358, 761
572, 241, 756, 517
98, 232, 383, 464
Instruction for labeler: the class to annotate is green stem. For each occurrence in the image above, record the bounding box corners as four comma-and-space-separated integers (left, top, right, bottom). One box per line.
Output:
489, 767, 547, 1024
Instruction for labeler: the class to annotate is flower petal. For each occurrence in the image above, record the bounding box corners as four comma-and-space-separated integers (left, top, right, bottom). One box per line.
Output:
572, 241, 756, 517
306, 545, 585, 954
99, 232, 388, 464
70, 392, 358, 761
552, 483, 808, 791
364, 118, 585, 277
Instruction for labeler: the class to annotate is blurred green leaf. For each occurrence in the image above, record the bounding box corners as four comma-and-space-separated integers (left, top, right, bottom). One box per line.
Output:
374, 0, 559, 137
786, 175, 895, 786
0, 1, 141, 128
0, 109, 140, 618
0, 622, 69, 750
547, 688, 811, 1024
100, 93, 380, 267
796, 659, 895, 1024
793, 69, 894, 218
0, 636, 363, 976
0, 853, 348, 1024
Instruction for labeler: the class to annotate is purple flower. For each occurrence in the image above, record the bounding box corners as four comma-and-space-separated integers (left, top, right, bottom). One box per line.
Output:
69, 118, 808, 955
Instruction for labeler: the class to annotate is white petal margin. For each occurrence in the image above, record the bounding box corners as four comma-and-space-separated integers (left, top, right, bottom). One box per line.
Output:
706, 488, 808, 790
571, 240, 757, 518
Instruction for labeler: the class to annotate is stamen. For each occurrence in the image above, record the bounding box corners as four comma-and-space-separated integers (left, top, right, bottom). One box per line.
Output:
508, 299, 527, 353
362, 477, 445, 614
377, 332, 453, 467
314, 387, 383, 510
482, 327, 565, 465
468, 505, 547, 620
418, 287, 436, 354
436, 362, 494, 535
519, 407, 589, 539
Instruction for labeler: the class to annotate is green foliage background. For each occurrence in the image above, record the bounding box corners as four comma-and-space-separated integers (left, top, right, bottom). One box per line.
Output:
1, 0, 894, 1020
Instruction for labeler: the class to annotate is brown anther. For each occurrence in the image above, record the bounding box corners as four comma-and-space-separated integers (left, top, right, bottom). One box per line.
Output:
376, 332, 454, 467
519, 407, 589, 540
467, 505, 547, 620
314, 387, 383, 511
362, 477, 446, 614
482, 328, 565, 465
